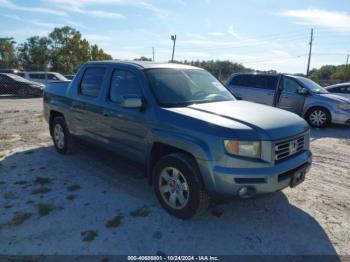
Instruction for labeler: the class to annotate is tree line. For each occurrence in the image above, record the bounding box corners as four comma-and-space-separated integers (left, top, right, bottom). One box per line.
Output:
1, 26, 349, 82
0, 26, 111, 74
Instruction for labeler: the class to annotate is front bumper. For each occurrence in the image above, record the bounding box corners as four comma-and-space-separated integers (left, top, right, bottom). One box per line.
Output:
331, 110, 350, 125
198, 150, 312, 198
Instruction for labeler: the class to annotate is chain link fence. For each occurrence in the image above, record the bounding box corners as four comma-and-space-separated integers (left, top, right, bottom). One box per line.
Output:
0, 65, 74, 97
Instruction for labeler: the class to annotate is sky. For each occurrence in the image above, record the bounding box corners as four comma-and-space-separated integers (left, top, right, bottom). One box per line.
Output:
0, 0, 349, 73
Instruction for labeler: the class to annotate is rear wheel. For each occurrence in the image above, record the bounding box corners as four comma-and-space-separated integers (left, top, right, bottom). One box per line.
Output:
306, 107, 331, 128
153, 153, 210, 219
51, 116, 75, 154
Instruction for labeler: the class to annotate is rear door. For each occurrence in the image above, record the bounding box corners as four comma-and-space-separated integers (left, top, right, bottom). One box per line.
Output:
252, 75, 278, 105
277, 76, 305, 115
228, 74, 278, 106
69, 67, 107, 143
100, 67, 149, 164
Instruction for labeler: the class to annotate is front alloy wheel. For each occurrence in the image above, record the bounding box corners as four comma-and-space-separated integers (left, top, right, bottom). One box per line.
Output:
153, 153, 210, 219
53, 123, 65, 150
159, 167, 190, 210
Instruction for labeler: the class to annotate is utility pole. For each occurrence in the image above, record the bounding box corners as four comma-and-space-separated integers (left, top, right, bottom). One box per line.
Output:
306, 28, 314, 77
152, 47, 155, 62
171, 34, 176, 63
345, 54, 350, 81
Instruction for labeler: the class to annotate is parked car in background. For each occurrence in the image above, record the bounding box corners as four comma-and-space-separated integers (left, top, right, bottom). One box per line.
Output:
21, 71, 69, 85
226, 73, 350, 127
64, 74, 75, 80
326, 83, 350, 99
0, 73, 44, 97
44, 61, 312, 219
0, 68, 23, 74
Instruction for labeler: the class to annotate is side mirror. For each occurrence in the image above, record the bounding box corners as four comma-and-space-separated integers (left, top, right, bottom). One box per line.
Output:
298, 87, 309, 95
120, 95, 143, 108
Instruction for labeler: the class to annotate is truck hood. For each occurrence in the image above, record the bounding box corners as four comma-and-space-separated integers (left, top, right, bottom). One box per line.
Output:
166, 100, 309, 140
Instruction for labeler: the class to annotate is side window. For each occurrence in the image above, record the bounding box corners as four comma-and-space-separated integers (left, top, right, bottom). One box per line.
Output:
339, 86, 350, 93
29, 73, 45, 79
47, 74, 59, 80
80, 67, 106, 97
255, 75, 278, 90
230, 75, 242, 86
282, 77, 303, 93
109, 69, 141, 103
16, 73, 25, 78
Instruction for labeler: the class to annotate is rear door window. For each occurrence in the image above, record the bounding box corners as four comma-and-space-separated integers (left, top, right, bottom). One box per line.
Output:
339, 86, 350, 93
255, 75, 278, 90
80, 67, 106, 97
47, 73, 60, 80
29, 73, 45, 79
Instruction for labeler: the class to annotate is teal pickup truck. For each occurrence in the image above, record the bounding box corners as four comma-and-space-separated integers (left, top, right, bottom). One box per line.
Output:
44, 61, 312, 219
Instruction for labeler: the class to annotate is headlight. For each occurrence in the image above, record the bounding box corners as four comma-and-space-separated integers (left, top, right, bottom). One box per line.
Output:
337, 103, 350, 110
224, 140, 261, 159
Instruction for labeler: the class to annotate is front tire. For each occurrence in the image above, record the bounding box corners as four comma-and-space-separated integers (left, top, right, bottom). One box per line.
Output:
306, 107, 331, 128
153, 153, 210, 219
51, 117, 75, 154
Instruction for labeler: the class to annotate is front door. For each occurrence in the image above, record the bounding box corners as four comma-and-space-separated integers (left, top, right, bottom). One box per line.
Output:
101, 68, 149, 164
277, 76, 306, 115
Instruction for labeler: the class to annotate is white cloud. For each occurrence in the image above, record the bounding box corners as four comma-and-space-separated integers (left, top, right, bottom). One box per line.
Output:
228, 24, 241, 40
279, 8, 350, 33
3, 14, 62, 28
208, 32, 225, 36
0, 0, 67, 16
85, 34, 111, 42
45, 0, 169, 19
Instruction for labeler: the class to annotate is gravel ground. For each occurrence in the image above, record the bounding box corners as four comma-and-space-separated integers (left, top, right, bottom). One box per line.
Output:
0, 96, 349, 255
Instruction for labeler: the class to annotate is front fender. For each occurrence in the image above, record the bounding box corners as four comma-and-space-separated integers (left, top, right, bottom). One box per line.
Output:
150, 128, 213, 161
302, 102, 333, 117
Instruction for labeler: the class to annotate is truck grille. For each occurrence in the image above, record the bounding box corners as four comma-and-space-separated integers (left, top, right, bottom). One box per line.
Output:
275, 135, 305, 161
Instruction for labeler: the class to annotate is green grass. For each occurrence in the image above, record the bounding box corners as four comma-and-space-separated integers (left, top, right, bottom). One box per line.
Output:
31, 187, 51, 195
105, 215, 124, 228
66, 194, 77, 200
37, 203, 56, 217
81, 230, 98, 242
67, 184, 81, 192
34, 176, 53, 185
11, 212, 32, 226
129, 206, 151, 218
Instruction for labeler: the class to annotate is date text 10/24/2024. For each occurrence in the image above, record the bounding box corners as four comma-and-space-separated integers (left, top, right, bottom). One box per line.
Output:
127, 256, 219, 261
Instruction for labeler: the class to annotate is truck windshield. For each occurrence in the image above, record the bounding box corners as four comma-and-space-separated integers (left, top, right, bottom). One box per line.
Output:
146, 69, 235, 107
297, 77, 328, 94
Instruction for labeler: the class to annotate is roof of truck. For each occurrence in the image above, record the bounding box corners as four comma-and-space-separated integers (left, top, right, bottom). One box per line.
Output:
86, 60, 203, 70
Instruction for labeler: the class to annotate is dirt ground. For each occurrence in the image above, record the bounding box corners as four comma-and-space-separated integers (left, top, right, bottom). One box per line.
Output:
0, 96, 349, 255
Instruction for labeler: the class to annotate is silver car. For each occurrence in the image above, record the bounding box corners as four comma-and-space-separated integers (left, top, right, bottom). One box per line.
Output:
326, 82, 350, 99
226, 73, 350, 127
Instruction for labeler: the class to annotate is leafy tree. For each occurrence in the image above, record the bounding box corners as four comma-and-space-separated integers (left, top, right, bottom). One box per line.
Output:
134, 56, 152, 61
17, 36, 51, 71
0, 37, 17, 68
90, 44, 112, 61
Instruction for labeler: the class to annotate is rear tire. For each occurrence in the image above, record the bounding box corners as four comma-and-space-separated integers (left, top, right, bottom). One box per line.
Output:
306, 107, 331, 128
51, 116, 75, 154
153, 153, 210, 219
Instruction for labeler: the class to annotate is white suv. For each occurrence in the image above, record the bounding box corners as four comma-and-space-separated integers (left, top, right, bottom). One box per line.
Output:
18, 72, 69, 85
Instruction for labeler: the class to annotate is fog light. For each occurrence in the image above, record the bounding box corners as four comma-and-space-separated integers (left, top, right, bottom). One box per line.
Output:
238, 187, 248, 197
238, 186, 256, 198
